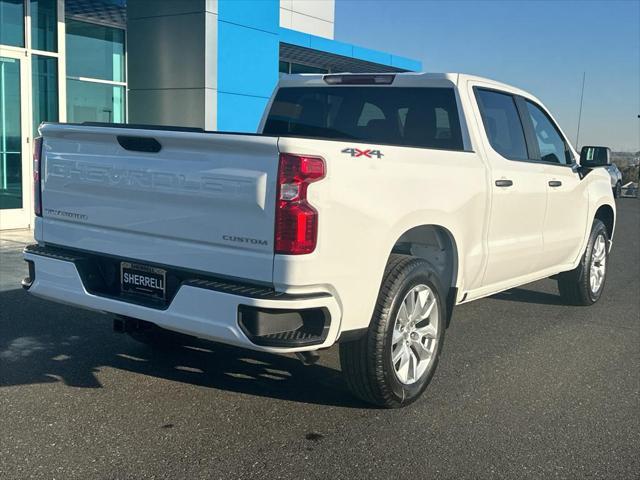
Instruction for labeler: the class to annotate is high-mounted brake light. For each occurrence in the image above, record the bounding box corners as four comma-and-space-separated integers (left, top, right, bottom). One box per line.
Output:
33, 137, 43, 217
323, 74, 395, 85
275, 153, 325, 255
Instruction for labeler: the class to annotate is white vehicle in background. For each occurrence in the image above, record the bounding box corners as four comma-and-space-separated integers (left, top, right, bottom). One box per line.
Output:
23, 72, 615, 408
608, 163, 623, 198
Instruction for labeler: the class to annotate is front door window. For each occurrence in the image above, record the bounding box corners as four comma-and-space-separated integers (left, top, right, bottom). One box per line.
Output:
525, 101, 572, 165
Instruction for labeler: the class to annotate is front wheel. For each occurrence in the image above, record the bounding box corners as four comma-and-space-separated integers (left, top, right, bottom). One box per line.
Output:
557, 219, 609, 306
340, 254, 446, 408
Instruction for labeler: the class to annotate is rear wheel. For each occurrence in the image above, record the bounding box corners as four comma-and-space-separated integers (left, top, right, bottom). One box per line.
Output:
557, 219, 609, 306
340, 254, 446, 408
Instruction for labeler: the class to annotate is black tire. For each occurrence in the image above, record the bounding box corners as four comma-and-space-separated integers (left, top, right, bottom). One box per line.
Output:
339, 254, 446, 408
613, 181, 622, 199
557, 219, 609, 306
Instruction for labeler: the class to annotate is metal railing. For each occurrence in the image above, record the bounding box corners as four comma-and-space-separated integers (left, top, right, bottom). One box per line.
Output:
621, 183, 638, 198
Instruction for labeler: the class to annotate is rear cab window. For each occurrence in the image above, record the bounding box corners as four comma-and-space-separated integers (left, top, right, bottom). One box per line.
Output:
263, 87, 464, 151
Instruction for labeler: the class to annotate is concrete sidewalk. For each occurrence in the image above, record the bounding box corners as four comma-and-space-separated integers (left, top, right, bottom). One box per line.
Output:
0, 229, 34, 251
0, 230, 32, 291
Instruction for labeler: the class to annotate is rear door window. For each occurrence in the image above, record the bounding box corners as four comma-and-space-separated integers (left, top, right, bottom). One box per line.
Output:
264, 87, 464, 151
475, 89, 529, 161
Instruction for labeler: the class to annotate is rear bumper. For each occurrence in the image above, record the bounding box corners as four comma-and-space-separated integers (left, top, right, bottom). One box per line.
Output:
23, 246, 341, 353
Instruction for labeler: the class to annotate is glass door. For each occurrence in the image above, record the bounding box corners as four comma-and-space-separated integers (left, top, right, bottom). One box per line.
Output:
0, 49, 30, 230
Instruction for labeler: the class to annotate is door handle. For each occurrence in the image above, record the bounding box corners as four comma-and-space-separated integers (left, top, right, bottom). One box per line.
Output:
495, 179, 513, 187
548, 180, 562, 187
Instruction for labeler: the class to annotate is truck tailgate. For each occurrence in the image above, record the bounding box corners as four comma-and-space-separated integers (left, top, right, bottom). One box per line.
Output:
38, 124, 279, 284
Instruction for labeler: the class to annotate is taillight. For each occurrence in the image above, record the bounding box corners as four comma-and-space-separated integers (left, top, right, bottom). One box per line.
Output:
275, 153, 325, 254
33, 137, 43, 217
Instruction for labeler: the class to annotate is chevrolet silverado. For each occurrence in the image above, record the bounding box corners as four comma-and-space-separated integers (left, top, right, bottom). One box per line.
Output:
23, 73, 616, 407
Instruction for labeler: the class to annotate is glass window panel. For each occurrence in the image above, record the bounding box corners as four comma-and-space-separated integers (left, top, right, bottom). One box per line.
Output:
32, 55, 58, 133
0, 0, 25, 47
525, 101, 571, 165
264, 87, 464, 150
66, 20, 125, 82
0, 57, 23, 210
66, 79, 124, 123
290, 63, 328, 74
475, 89, 529, 161
357, 102, 385, 127
31, 0, 57, 52
279, 61, 289, 78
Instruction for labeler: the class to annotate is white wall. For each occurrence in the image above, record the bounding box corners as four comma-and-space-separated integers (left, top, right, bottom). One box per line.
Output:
280, 0, 335, 39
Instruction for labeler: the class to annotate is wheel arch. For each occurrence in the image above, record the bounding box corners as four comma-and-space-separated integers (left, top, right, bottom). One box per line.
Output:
387, 223, 460, 327
594, 203, 615, 241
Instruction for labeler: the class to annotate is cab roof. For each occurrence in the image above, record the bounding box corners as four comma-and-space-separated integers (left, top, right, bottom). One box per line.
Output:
276, 71, 537, 102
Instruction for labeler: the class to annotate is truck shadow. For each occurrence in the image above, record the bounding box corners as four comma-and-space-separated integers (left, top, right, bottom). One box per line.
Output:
0, 289, 366, 409
491, 286, 565, 306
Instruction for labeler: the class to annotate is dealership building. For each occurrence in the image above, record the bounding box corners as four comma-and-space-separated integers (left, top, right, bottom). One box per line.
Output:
0, 0, 421, 230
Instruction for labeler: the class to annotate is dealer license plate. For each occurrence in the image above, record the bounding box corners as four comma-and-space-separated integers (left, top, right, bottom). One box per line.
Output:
120, 262, 166, 300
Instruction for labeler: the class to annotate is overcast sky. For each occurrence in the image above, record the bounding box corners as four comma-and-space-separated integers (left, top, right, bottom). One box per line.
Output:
336, 0, 640, 152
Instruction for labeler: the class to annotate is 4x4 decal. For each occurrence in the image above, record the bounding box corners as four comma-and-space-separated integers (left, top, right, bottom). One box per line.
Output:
341, 148, 384, 159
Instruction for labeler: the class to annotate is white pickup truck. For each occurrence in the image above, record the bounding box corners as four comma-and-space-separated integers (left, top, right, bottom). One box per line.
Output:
24, 73, 615, 408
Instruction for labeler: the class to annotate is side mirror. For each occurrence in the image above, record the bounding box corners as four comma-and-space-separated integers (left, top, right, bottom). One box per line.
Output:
580, 146, 611, 167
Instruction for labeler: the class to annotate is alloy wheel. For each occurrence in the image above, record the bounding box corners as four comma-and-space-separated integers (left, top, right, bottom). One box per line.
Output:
589, 234, 607, 293
391, 284, 439, 385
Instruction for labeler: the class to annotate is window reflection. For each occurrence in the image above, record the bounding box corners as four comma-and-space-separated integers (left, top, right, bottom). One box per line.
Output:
0, 57, 23, 210
66, 19, 125, 82
0, 0, 25, 47
32, 55, 58, 133
31, 0, 58, 52
65, 19, 126, 123
66, 79, 124, 123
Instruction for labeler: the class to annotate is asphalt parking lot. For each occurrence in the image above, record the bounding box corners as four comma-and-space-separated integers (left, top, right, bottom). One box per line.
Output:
1, 199, 638, 480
